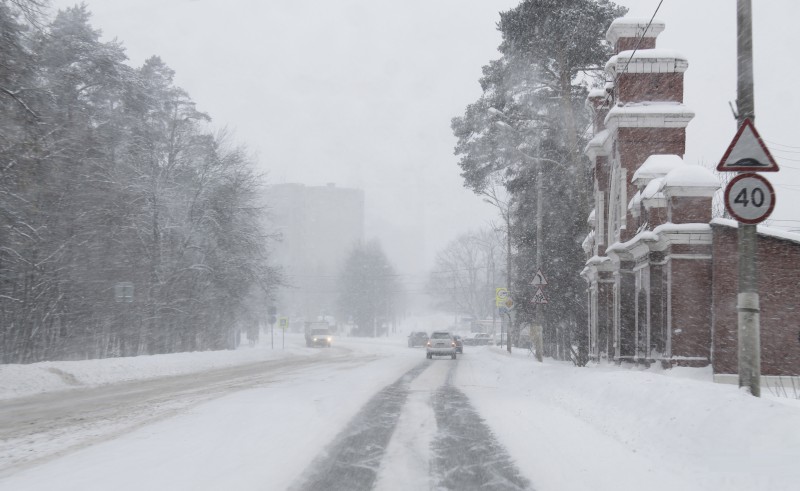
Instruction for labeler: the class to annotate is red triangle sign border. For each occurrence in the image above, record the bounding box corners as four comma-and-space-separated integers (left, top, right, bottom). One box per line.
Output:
716, 118, 779, 172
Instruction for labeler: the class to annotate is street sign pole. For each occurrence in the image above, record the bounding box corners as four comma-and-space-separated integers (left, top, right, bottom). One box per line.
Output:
736, 0, 760, 397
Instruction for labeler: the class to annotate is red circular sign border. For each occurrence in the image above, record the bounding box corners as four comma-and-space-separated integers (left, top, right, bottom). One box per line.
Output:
723, 173, 776, 224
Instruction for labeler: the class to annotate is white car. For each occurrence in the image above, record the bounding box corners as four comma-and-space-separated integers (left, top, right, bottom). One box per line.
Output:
426, 331, 457, 359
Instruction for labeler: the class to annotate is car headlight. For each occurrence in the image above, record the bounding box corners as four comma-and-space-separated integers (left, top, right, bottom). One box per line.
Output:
327, 337, 331, 342
313, 337, 318, 342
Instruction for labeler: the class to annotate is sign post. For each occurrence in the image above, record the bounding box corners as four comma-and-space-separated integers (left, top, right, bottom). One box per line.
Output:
277, 317, 288, 350
716, 42, 780, 396
530, 271, 547, 362
496, 288, 510, 349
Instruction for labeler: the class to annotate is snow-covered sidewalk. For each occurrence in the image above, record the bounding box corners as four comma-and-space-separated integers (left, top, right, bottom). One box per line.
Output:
457, 346, 800, 491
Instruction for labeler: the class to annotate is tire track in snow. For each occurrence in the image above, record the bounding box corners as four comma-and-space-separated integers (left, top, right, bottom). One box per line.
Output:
292, 361, 431, 491
430, 365, 532, 491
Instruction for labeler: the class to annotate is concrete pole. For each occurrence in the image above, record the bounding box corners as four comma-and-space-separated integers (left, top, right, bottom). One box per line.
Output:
736, 0, 760, 397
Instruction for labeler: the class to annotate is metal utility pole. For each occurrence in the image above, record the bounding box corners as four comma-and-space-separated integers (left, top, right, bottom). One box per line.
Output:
736, 0, 760, 396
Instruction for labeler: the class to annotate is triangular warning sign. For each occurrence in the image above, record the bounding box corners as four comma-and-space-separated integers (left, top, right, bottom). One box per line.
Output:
531, 287, 548, 304
717, 118, 779, 172
531, 270, 548, 286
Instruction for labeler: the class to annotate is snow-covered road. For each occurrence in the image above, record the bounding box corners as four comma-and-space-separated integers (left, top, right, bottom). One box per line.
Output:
1, 333, 799, 490
0, 346, 371, 475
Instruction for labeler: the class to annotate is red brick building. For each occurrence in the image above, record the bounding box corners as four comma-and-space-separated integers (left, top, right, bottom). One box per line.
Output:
581, 18, 800, 385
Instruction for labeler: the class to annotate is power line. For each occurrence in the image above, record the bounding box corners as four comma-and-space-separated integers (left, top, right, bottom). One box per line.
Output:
564, 0, 667, 161
764, 139, 800, 150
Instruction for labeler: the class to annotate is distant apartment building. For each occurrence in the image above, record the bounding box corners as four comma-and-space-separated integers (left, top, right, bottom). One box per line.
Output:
267, 183, 364, 321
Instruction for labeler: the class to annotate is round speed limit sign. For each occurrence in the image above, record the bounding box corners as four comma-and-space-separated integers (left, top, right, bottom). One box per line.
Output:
724, 173, 775, 224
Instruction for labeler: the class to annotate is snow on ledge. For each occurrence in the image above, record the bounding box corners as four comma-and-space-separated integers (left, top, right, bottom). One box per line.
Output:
664, 165, 719, 188
586, 255, 612, 266
652, 222, 711, 234
605, 102, 695, 129
615, 49, 688, 73
588, 88, 606, 99
617, 48, 686, 61
607, 223, 712, 255
642, 177, 666, 200
633, 154, 684, 184
711, 218, 800, 245
606, 17, 666, 45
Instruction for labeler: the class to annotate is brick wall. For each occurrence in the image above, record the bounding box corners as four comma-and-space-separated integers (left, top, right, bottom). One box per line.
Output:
669, 197, 713, 224
616, 37, 656, 53
670, 256, 713, 365
617, 127, 686, 223
618, 73, 683, 103
712, 225, 800, 375
644, 205, 667, 228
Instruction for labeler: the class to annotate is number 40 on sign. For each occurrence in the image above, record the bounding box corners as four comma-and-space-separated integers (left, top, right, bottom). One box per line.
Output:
724, 173, 775, 224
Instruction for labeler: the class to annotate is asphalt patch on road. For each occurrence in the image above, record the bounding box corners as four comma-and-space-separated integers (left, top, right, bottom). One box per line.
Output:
431, 372, 532, 490
292, 361, 430, 491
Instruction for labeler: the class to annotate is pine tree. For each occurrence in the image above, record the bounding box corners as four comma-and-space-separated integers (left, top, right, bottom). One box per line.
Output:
452, 0, 626, 362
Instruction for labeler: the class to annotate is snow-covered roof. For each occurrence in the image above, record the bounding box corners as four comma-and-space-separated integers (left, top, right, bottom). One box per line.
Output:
614, 49, 688, 73
633, 154, 684, 185
710, 218, 800, 246
606, 17, 666, 45
587, 208, 596, 225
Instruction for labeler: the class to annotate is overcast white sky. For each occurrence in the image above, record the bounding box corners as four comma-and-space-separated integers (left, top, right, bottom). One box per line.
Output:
50, 0, 800, 276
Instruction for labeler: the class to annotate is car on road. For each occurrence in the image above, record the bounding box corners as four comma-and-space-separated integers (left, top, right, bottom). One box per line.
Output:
307, 327, 332, 348
407, 331, 429, 347
453, 335, 464, 354
426, 331, 457, 359
464, 332, 493, 346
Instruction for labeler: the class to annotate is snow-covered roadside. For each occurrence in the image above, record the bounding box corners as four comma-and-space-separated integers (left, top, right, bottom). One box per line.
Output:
0, 344, 424, 491
456, 347, 800, 491
0, 333, 323, 400
0, 314, 438, 401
